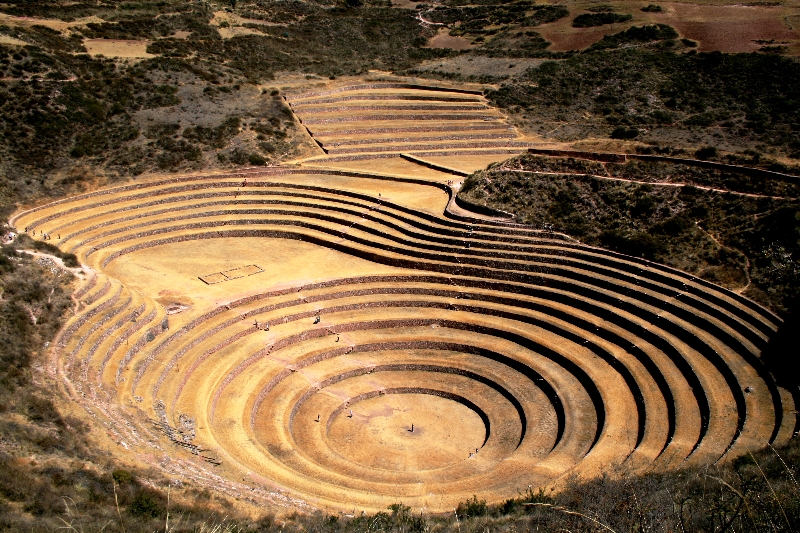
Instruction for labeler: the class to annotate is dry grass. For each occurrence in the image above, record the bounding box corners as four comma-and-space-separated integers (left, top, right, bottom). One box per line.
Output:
411, 56, 551, 78
83, 39, 154, 59
428, 30, 474, 50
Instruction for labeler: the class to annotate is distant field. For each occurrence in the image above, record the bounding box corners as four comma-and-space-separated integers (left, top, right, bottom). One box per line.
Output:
416, 0, 800, 55
412, 55, 552, 78
537, 1, 800, 54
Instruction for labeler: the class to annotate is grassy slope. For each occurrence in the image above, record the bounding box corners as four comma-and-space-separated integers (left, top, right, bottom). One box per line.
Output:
0, 239, 251, 532
1, 1, 799, 217
486, 46, 800, 161
459, 154, 800, 312
0, 0, 445, 214
404, 4, 800, 168
0, 29, 310, 213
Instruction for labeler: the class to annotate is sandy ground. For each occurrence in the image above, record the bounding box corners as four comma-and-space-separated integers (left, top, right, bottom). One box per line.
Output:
284, 76, 491, 101
0, 34, 27, 47
12, 144, 789, 513
83, 39, 154, 59
104, 237, 413, 316
286, 81, 534, 175
218, 26, 267, 39
290, 172, 452, 215
327, 393, 487, 471
302, 157, 457, 183
419, 153, 529, 174
210, 10, 288, 39
0, 12, 107, 31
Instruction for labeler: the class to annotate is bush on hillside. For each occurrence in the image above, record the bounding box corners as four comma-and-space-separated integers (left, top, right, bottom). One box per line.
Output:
572, 12, 632, 28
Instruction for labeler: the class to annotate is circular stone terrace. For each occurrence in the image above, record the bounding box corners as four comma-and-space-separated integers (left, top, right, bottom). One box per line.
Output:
10, 82, 796, 513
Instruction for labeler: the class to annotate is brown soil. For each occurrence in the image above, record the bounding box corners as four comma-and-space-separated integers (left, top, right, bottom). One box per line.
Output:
539, 24, 618, 52
0, 12, 106, 31
535, 1, 800, 54
429, 29, 474, 50
661, 3, 800, 53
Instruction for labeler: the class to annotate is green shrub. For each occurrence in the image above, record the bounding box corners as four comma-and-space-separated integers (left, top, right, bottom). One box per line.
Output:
456, 495, 488, 519
523, 5, 570, 27
500, 487, 554, 514
458, 154, 800, 310
684, 112, 717, 127
425, 3, 567, 37
128, 489, 163, 519
611, 126, 639, 139
589, 23, 678, 50
112, 469, 133, 485
600, 229, 665, 259
24, 395, 62, 424
695, 146, 718, 160
572, 12, 632, 28
183, 116, 241, 149
61, 253, 80, 268
487, 45, 800, 157
641, 4, 663, 12
11, 234, 79, 267
229, 148, 249, 165
248, 152, 267, 165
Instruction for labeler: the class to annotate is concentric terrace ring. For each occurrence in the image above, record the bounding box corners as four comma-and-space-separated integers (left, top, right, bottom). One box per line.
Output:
12, 156, 794, 511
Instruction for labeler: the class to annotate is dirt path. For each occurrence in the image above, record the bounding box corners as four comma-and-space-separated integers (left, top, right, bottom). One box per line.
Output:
735, 255, 753, 295
16, 250, 87, 275
693, 223, 753, 295
492, 168, 794, 200
14, 250, 92, 312
415, 10, 446, 26
694, 221, 722, 247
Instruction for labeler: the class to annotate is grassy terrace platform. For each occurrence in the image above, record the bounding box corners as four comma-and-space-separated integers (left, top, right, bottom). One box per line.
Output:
9, 81, 794, 514
288, 84, 539, 173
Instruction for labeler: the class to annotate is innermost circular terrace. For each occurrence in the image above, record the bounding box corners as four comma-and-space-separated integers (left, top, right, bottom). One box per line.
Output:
327, 392, 486, 472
